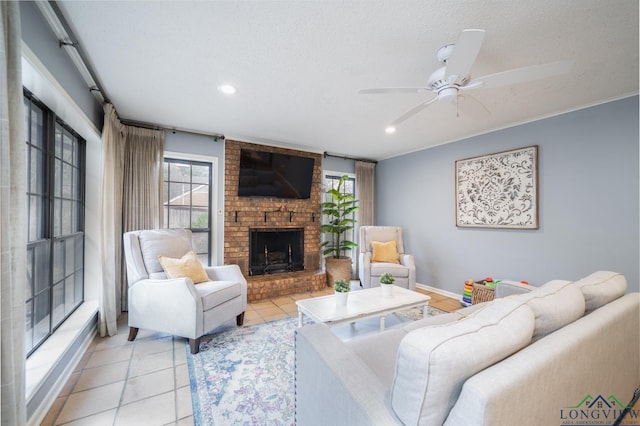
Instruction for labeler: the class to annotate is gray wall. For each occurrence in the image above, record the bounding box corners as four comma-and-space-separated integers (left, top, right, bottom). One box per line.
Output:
376, 96, 639, 294
321, 155, 356, 175
20, 1, 103, 128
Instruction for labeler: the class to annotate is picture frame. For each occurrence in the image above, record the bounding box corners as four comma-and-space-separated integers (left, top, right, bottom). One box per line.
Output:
455, 145, 538, 229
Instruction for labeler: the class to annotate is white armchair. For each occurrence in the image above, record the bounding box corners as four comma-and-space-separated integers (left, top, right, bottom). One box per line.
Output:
358, 226, 416, 290
123, 228, 247, 354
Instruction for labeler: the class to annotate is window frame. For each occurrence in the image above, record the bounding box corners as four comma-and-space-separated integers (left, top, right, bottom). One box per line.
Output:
24, 89, 86, 357
163, 151, 219, 266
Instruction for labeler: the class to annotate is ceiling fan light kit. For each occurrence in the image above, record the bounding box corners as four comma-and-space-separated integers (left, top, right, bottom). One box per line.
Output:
359, 28, 572, 129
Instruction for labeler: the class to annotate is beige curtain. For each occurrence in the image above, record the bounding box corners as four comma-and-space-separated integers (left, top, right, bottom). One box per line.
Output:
355, 161, 375, 277
99, 104, 164, 336
0, 2, 27, 424
121, 126, 164, 310
356, 161, 375, 226
99, 104, 126, 337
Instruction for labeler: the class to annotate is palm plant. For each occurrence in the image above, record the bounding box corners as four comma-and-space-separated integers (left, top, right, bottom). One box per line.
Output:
320, 175, 359, 259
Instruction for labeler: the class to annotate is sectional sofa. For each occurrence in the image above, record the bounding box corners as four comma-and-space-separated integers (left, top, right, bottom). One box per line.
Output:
295, 271, 639, 425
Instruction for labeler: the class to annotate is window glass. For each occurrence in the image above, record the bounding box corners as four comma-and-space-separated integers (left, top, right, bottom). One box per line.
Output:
164, 158, 213, 265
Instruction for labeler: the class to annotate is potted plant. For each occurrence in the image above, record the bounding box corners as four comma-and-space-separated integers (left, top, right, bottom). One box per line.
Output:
333, 279, 350, 306
380, 272, 395, 296
321, 175, 359, 286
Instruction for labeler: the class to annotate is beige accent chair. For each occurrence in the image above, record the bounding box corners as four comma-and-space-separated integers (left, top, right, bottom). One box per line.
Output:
123, 229, 247, 354
358, 226, 416, 290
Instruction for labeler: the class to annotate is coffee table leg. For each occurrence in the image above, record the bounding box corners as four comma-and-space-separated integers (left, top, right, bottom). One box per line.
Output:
380, 315, 386, 331
422, 304, 426, 319
298, 311, 303, 327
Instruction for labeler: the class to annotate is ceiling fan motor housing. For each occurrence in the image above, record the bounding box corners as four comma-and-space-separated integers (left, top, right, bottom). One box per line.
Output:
428, 66, 469, 95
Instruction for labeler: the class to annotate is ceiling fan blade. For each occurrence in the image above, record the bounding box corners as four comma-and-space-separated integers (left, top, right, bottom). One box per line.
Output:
468, 61, 573, 89
455, 94, 490, 119
444, 29, 486, 79
389, 96, 438, 126
359, 87, 430, 94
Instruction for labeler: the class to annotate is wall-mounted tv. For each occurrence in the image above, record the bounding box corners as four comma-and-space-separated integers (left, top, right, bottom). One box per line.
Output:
238, 148, 315, 199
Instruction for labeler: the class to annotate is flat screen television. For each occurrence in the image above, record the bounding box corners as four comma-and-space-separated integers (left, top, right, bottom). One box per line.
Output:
238, 149, 315, 199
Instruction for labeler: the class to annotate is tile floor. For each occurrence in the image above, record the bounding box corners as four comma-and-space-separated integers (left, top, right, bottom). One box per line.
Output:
41, 286, 458, 425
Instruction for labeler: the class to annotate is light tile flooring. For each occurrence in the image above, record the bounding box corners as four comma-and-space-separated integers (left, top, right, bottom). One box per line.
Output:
42, 286, 459, 425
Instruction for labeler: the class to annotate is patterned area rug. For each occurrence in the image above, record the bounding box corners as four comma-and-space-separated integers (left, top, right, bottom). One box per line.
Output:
187, 306, 447, 425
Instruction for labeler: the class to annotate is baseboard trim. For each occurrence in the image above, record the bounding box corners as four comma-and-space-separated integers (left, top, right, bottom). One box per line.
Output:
416, 283, 461, 300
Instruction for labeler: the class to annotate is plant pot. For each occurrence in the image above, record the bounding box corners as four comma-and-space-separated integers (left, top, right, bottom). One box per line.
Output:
335, 291, 349, 307
325, 256, 352, 286
381, 283, 394, 297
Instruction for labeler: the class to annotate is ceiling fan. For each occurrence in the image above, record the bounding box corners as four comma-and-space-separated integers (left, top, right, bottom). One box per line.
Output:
359, 29, 572, 129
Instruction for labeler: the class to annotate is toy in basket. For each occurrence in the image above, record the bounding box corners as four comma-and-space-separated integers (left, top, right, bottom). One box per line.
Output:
461, 277, 530, 306
472, 277, 500, 304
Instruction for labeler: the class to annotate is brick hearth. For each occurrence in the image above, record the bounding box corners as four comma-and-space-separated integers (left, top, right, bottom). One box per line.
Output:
224, 140, 326, 302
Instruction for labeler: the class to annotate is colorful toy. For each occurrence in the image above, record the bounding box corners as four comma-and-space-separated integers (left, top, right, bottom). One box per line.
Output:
461, 279, 473, 306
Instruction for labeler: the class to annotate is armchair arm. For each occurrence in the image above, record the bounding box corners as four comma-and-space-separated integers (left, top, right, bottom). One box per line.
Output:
358, 252, 372, 288
128, 277, 203, 339
203, 264, 246, 283
203, 264, 247, 310
296, 324, 401, 425
399, 254, 416, 291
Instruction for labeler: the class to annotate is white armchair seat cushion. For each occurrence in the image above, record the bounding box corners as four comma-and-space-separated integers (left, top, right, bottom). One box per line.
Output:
196, 280, 243, 311
370, 262, 409, 277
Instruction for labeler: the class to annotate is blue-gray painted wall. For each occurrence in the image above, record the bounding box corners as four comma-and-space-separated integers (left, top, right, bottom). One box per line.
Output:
20, 1, 103, 128
376, 96, 639, 293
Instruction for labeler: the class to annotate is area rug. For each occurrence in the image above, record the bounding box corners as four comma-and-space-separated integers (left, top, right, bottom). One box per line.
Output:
187, 306, 447, 425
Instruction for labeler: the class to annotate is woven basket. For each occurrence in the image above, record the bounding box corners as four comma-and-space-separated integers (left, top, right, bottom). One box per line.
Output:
325, 257, 352, 287
472, 282, 495, 304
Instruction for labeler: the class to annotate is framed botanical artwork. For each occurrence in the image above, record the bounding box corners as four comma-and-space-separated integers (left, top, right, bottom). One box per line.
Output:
455, 145, 538, 229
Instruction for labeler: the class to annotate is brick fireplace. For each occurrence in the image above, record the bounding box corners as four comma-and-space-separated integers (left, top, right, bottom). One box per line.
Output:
224, 140, 326, 302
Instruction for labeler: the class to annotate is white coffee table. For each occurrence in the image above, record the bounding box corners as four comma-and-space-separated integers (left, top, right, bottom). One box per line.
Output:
295, 286, 431, 331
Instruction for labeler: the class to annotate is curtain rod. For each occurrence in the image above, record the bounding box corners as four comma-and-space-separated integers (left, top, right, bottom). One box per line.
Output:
323, 151, 377, 164
119, 118, 225, 141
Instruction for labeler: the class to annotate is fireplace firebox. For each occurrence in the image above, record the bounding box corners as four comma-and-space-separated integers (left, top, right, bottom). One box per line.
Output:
249, 228, 304, 276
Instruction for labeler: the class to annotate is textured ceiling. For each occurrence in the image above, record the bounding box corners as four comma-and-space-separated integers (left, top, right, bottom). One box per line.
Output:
57, 0, 638, 160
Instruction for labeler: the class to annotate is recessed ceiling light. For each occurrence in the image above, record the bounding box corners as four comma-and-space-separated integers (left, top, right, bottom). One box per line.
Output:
385, 126, 396, 134
218, 84, 237, 95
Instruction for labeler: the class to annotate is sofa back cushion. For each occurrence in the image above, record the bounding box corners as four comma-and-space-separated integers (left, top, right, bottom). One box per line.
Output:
572, 271, 627, 314
390, 298, 535, 426
513, 280, 585, 341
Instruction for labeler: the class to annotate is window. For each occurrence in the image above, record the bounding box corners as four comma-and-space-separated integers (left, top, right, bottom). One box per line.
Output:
24, 92, 85, 357
163, 157, 213, 265
322, 172, 357, 273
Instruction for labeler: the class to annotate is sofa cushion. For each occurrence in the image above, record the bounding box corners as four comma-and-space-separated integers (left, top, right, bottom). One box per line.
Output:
138, 229, 192, 274
158, 250, 210, 284
371, 240, 399, 264
513, 280, 585, 341
572, 271, 627, 314
390, 298, 535, 426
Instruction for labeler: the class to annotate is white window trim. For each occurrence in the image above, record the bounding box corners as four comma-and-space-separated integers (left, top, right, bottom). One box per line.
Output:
164, 151, 219, 265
